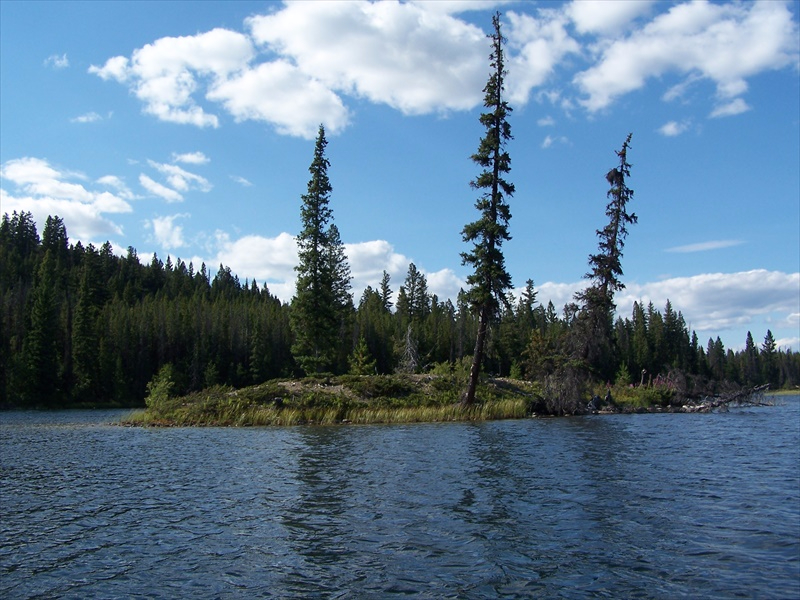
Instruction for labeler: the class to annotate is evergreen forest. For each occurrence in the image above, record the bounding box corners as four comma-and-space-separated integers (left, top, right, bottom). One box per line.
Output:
1, 210, 798, 409
2, 15, 797, 411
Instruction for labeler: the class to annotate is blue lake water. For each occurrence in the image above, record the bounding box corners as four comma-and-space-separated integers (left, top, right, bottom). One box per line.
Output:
1, 398, 799, 599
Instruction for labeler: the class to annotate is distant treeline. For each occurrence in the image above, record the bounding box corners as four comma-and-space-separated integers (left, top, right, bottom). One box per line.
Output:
1, 211, 798, 407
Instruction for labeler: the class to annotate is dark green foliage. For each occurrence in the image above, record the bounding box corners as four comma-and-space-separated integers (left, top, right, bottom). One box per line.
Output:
355, 285, 395, 374
761, 330, 779, 387
574, 133, 636, 381
349, 336, 377, 376
0, 213, 297, 407
396, 263, 431, 324
340, 374, 415, 400
461, 12, 514, 405
72, 259, 102, 402
2, 68, 798, 407
586, 134, 636, 299
1, 211, 797, 408
145, 363, 177, 410
291, 125, 353, 375
22, 251, 62, 405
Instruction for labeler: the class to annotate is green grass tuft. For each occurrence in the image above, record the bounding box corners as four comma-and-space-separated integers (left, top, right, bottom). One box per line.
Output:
118, 374, 539, 427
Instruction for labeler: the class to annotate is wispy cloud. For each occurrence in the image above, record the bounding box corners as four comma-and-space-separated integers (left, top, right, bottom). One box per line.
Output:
666, 240, 744, 253
147, 160, 212, 193
658, 119, 690, 137
231, 175, 252, 187
710, 98, 751, 118
139, 174, 183, 203
44, 53, 69, 69
541, 134, 569, 149
172, 152, 209, 165
662, 74, 702, 103
71, 112, 103, 124
97, 175, 137, 200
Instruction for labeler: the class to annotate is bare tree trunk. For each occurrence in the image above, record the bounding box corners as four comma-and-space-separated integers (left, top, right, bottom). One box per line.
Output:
462, 306, 489, 406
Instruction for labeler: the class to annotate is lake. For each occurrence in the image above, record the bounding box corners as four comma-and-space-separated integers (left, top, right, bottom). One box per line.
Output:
1, 398, 798, 599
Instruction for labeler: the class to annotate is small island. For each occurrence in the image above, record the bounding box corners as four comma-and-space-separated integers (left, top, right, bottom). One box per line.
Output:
120, 366, 775, 428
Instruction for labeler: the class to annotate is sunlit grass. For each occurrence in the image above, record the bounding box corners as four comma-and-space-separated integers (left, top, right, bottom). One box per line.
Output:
594, 382, 676, 410
118, 375, 538, 427
119, 400, 530, 427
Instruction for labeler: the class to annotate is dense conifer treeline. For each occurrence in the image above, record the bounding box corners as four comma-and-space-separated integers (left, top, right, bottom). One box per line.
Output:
1, 211, 798, 408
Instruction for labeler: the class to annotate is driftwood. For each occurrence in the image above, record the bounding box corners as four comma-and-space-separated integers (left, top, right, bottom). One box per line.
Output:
587, 384, 775, 415
681, 384, 772, 413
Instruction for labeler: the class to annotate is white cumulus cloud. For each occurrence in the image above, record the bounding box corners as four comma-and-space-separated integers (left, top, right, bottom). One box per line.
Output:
89, 55, 129, 81
211, 231, 299, 300
346, 239, 411, 287
616, 270, 800, 337
203, 233, 463, 306
0, 157, 131, 241
149, 214, 189, 249
574, 1, 799, 113
90, 27, 255, 128
505, 9, 580, 106
85, 1, 799, 135
567, 0, 655, 35
207, 60, 350, 139
247, 1, 486, 116
530, 270, 799, 349
88, 2, 496, 138
425, 268, 466, 301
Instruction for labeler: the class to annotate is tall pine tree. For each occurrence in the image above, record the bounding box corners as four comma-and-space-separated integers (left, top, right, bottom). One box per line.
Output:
291, 125, 352, 375
461, 13, 514, 406
574, 133, 636, 381
23, 250, 62, 405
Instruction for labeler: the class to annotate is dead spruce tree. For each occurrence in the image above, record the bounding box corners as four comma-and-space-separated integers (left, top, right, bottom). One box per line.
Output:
574, 133, 636, 382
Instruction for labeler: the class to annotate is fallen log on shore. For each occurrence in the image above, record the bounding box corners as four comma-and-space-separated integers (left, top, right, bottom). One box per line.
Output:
681, 384, 771, 413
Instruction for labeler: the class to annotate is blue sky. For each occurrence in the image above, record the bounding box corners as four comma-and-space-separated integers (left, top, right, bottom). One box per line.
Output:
1, 0, 798, 351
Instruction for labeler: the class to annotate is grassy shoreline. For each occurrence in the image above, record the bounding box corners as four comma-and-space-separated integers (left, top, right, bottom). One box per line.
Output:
118, 373, 786, 427
120, 374, 538, 427
765, 388, 800, 396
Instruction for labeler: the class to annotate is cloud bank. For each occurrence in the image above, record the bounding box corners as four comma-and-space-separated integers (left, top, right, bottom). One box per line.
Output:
87, 1, 798, 138
0, 157, 131, 241
197, 229, 798, 350
616, 271, 800, 346
1, 153, 795, 350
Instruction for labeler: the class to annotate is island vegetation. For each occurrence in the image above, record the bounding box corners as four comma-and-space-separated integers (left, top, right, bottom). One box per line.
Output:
2, 14, 797, 424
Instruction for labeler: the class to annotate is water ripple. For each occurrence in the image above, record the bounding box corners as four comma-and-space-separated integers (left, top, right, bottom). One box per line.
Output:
1, 403, 799, 599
